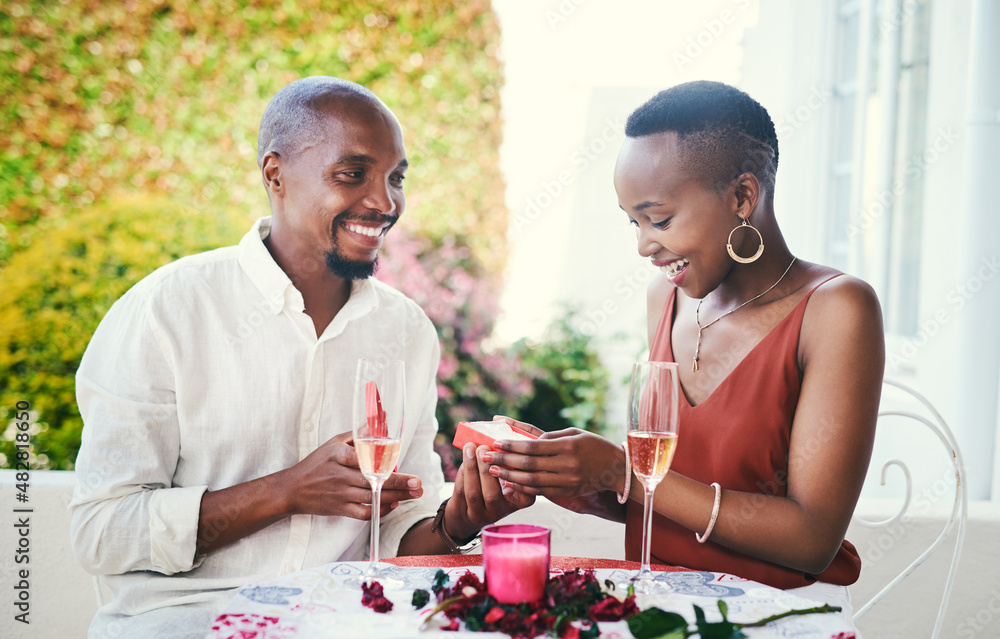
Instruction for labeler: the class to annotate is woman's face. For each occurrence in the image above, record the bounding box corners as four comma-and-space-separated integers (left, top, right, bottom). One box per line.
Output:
613, 131, 738, 300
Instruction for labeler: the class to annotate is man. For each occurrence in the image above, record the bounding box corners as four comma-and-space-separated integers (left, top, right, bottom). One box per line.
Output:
69, 76, 529, 638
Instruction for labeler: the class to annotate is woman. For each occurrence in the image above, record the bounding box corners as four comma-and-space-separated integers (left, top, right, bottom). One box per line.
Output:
482, 81, 884, 603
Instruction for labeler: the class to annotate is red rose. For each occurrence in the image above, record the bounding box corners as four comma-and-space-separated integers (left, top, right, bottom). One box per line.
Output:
485, 607, 506, 624
361, 581, 394, 613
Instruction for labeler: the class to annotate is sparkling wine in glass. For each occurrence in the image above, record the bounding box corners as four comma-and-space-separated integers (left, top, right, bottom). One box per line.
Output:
345, 358, 405, 589
627, 361, 680, 594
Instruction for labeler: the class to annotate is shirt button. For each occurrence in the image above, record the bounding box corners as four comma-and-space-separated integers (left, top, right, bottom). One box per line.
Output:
303, 421, 314, 432
281, 563, 295, 574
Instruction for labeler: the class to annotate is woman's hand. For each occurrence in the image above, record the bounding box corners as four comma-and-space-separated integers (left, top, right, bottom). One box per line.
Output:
481, 416, 628, 521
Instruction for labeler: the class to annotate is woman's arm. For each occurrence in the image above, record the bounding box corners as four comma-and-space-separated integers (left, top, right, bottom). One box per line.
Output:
652, 275, 883, 573
492, 276, 883, 574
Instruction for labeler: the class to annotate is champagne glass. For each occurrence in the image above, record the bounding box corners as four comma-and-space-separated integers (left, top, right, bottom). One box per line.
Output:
627, 361, 680, 594
345, 358, 405, 589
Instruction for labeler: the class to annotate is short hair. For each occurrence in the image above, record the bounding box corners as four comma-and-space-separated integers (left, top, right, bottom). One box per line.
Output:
257, 76, 382, 166
625, 81, 779, 199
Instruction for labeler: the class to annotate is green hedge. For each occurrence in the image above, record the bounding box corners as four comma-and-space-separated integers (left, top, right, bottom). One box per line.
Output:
0, 197, 244, 468
0, 0, 507, 269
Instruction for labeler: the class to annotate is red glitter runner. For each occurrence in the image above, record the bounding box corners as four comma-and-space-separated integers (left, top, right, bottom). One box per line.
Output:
383, 555, 690, 572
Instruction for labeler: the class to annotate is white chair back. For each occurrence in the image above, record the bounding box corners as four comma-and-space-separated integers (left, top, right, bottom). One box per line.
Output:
852, 379, 967, 639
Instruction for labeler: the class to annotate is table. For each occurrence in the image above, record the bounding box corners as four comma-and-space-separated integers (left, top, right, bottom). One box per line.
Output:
205, 557, 858, 638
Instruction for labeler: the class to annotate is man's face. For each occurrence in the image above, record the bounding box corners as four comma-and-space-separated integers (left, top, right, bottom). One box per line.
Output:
271, 101, 407, 281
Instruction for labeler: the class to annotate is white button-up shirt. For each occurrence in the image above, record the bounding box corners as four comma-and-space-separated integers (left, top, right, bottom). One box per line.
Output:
69, 217, 445, 638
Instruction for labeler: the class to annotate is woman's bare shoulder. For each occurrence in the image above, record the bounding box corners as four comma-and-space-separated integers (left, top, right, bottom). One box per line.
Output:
804, 268, 882, 318
799, 265, 884, 363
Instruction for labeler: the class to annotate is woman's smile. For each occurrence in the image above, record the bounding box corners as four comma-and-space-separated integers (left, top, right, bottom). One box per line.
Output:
651, 256, 690, 284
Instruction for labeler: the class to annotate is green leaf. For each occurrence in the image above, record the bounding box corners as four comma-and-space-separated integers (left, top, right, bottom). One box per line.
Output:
431, 569, 450, 594
553, 613, 567, 634
694, 604, 746, 639
717, 599, 728, 620
626, 607, 689, 639
411, 589, 430, 609
693, 605, 707, 627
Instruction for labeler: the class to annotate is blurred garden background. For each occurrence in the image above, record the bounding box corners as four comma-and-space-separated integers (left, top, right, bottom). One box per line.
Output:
0, 0, 613, 475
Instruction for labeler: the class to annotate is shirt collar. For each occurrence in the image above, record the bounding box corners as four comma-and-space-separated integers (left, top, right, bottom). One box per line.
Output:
238, 217, 296, 315
237, 217, 379, 318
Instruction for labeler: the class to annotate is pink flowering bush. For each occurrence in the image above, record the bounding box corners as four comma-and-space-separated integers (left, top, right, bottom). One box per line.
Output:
378, 230, 532, 478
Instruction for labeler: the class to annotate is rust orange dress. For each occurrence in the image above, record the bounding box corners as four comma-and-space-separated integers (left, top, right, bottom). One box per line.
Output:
624, 277, 862, 589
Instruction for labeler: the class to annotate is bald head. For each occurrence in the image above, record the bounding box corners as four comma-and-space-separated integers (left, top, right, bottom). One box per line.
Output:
257, 76, 389, 167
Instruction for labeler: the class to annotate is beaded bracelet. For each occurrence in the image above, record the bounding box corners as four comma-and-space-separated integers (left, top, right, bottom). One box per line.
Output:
617, 442, 632, 504
696, 482, 722, 543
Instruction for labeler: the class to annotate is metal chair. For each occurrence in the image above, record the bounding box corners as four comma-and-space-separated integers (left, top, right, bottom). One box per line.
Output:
851, 379, 967, 639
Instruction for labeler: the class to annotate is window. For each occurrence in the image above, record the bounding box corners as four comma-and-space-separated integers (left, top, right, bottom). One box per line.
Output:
885, 1, 931, 336
826, 0, 863, 272
825, 0, 932, 336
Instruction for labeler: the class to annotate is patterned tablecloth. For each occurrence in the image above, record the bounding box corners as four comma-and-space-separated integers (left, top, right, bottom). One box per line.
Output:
205, 557, 858, 638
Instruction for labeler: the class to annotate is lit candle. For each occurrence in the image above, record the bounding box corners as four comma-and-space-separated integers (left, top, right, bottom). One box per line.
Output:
482, 524, 550, 604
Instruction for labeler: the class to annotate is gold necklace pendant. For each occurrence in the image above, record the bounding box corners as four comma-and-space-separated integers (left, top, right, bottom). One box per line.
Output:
692, 325, 704, 372
691, 257, 797, 373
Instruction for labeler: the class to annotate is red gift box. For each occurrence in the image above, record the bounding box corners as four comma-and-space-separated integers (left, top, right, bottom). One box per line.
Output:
452, 420, 538, 451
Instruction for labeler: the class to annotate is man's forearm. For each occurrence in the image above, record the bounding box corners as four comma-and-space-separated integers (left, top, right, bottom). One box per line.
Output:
196, 470, 293, 555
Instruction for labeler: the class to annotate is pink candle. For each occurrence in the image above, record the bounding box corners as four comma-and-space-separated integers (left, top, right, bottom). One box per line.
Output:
482, 524, 550, 604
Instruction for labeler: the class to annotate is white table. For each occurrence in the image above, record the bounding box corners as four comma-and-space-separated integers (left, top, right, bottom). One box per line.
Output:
205, 559, 858, 638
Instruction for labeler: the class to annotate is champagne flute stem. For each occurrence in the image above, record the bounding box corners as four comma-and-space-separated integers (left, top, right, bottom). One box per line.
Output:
640, 483, 655, 575
368, 477, 383, 573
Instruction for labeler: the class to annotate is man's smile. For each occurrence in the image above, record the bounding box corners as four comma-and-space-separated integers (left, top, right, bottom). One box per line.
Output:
344, 223, 385, 237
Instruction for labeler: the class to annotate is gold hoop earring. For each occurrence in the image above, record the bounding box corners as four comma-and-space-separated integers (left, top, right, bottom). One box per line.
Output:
727, 218, 764, 264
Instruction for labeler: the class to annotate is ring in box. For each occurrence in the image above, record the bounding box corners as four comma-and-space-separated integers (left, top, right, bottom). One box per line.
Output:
452, 419, 538, 451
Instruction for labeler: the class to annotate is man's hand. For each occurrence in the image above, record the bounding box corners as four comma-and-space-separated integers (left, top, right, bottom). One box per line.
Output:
198, 431, 425, 555
442, 442, 535, 543
281, 431, 424, 520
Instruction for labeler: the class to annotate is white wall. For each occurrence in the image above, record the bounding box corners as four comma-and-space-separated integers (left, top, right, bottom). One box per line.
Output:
0, 470, 98, 638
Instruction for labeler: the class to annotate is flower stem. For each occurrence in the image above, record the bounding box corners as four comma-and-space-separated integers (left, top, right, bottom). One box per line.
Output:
419, 595, 464, 629
735, 604, 842, 628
